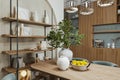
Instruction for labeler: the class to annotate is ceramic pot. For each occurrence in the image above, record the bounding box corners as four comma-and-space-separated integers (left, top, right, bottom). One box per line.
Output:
59, 48, 73, 61
57, 56, 70, 70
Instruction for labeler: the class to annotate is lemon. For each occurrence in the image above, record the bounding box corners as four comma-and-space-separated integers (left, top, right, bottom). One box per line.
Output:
72, 60, 88, 66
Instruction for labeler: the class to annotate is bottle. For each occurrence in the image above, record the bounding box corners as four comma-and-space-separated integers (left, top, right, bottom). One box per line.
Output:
35, 54, 40, 63
43, 10, 49, 24
111, 42, 115, 49
20, 24, 24, 36
111, 39, 115, 49
107, 43, 111, 48
30, 12, 34, 21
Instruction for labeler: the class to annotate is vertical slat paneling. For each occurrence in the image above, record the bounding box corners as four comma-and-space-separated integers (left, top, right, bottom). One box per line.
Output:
71, 0, 120, 66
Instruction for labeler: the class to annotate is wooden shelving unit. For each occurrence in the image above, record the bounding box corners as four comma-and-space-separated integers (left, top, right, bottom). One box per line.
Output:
2, 47, 54, 55
2, 17, 53, 27
93, 30, 120, 34
1, 34, 46, 38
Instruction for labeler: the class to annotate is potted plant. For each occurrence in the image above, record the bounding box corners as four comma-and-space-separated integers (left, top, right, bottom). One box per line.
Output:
47, 19, 84, 60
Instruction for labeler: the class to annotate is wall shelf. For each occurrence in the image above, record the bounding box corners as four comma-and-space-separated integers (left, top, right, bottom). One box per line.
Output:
93, 23, 120, 26
93, 30, 120, 34
1, 34, 46, 38
2, 47, 54, 55
2, 67, 30, 73
93, 23, 120, 48
2, 17, 53, 27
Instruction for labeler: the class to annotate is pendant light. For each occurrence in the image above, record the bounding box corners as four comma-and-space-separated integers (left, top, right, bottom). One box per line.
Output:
79, 0, 94, 15
65, 0, 78, 13
97, 0, 114, 7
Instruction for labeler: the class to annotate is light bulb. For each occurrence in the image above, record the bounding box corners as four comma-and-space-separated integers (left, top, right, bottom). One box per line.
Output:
70, 1, 74, 7
85, 2, 88, 8
20, 70, 27, 77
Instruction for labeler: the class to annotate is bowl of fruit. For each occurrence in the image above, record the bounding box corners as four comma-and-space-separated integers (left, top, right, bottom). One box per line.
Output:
71, 58, 90, 71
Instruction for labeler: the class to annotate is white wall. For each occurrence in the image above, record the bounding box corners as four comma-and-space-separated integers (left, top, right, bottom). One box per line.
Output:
47, 0, 64, 23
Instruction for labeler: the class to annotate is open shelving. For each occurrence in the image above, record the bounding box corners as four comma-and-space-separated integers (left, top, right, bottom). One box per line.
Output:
1, 1, 55, 76
2, 47, 54, 55
93, 30, 120, 34
2, 67, 30, 73
93, 23, 120, 48
2, 17, 53, 27
1, 34, 46, 38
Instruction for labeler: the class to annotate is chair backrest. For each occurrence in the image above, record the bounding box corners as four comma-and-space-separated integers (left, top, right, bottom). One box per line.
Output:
1, 73, 16, 80
92, 61, 119, 67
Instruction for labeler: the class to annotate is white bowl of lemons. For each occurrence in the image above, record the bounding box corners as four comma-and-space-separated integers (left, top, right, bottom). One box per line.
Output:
71, 58, 90, 71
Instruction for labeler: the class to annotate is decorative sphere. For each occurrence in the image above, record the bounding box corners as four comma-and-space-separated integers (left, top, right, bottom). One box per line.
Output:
57, 56, 70, 70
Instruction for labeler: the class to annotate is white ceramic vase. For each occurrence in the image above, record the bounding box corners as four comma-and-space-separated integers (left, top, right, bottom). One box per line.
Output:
59, 48, 73, 61
57, 56, 70, 71
33, 11, 39, 22
43, 10, 49, 24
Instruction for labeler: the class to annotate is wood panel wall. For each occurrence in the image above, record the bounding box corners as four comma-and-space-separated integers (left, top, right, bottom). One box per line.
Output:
71, 0, 120, 66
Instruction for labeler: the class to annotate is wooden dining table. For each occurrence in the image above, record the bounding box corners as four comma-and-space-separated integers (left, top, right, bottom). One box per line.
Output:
31, 60, 120, 80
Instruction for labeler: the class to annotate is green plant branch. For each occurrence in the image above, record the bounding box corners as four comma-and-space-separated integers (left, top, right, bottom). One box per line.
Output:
47, 19, 84, 48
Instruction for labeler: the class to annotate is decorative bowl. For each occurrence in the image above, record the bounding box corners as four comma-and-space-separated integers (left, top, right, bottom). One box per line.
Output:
71, 58, 90, 71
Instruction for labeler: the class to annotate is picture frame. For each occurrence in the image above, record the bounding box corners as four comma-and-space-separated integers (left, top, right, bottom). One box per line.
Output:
94, 39, 104, 48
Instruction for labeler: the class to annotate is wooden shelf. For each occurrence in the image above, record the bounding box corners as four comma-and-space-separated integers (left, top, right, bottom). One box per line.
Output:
1, 34, 46, 38
2, 67, 30, 73
93, 30, 120, 34
2, 17, 53, 27
93, 23, 120, 26
2, 48, 54, 55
